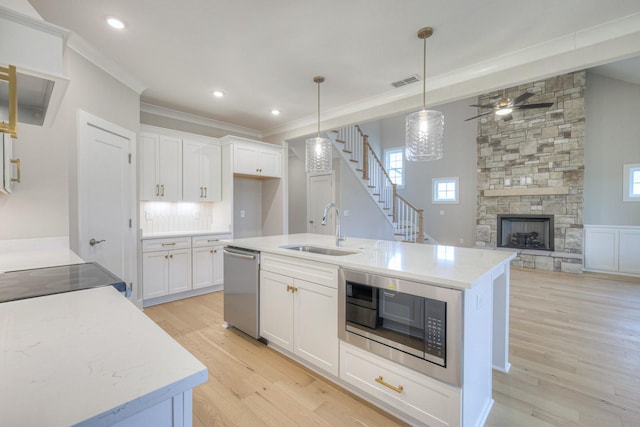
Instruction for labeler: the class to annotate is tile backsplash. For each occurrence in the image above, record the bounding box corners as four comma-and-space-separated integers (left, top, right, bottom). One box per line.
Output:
140, 201, 218, 234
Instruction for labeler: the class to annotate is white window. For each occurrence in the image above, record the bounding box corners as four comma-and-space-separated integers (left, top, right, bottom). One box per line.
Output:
385, 148, 404, 187
433, 177, 459, 204
623, 164, 640, 202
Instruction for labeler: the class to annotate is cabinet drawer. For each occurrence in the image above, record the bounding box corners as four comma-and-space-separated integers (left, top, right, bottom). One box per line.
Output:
261, 253, 338, 288
340, 342, 460, 427
142, 237, 191, 252
192, 234, 231, 248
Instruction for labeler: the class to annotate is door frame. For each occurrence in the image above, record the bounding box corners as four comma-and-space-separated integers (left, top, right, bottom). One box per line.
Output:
76, 110, 138, 304
306, 171, 335, 233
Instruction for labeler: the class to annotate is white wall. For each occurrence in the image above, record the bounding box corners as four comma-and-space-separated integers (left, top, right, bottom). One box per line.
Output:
376, 97, 478, 246
287, 154, 307, 233
584, 72, 640, 226
0, 49, 140, 241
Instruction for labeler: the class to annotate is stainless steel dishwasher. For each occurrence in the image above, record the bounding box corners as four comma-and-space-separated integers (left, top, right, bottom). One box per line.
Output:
223, 246, 260, 339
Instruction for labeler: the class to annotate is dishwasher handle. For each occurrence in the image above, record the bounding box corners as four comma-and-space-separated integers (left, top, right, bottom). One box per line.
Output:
223, 248, 257, 260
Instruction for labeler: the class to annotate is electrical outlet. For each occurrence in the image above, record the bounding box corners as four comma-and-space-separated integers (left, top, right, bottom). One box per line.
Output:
459, 238, 464, 244
145, 209, 153, 220
343, 210, 350, 217
440, 210, 445, 216
240, 210, 246, 218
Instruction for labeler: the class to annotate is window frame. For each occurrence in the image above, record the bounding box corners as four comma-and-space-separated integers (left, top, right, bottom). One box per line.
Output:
623, 163, 640, 202
384, 147, 405, 188
432, 177, 459, 204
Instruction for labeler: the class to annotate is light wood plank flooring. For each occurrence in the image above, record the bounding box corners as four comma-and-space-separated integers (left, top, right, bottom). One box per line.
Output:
144, 269, 640, 426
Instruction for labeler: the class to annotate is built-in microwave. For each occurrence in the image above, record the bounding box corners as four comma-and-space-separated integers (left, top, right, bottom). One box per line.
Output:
339, 268, 463, 386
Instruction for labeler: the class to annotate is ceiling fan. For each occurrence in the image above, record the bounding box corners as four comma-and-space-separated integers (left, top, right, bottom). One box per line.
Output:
465, 91, 554, 122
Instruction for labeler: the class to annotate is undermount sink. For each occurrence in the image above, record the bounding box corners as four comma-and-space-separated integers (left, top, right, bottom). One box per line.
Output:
280, 245, 358, 256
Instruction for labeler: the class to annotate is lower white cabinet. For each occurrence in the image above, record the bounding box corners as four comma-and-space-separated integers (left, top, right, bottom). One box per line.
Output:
142, 237, 192, 299
341, 342, 461, 427
260, 254, 339, 376
191, 234, 229, 289
584, 225, 640, 275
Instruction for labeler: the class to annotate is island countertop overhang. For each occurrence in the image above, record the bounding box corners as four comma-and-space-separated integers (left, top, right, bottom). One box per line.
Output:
224, 233, 516, 290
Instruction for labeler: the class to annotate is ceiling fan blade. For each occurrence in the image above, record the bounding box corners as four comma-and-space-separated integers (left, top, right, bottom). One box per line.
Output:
515, 102, 554, 110
464, 112, 492, 121
502, 114, 513, 122
469, 104, 495, 109
512, 92, 534, 105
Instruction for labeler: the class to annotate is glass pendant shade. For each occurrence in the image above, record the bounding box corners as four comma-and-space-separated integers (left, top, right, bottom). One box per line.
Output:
305, 136, 332, 173
405, 109, 444, 161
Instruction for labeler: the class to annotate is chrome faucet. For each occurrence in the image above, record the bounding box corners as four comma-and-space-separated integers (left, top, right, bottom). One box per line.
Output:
322, 202, 346, 246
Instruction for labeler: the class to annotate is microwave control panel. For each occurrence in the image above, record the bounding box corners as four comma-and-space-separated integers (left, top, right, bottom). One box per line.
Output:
425, 299, 446, 363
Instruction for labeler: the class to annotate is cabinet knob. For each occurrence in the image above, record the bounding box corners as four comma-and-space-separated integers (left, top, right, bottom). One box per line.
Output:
169, 254, 173, 258
210, 249, 213, 253
165, 255, 168, 259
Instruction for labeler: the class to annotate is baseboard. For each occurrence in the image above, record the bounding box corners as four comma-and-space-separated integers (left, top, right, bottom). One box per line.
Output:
143, 284, 223, 308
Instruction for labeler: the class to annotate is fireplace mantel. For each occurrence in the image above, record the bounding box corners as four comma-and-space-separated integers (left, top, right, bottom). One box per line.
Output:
483, 187, 570, 197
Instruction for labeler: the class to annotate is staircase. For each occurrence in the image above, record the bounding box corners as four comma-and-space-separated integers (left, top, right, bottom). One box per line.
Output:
330, 125, 426, 243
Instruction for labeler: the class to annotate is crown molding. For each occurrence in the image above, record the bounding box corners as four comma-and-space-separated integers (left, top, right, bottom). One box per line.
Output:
140, 102, 262, 138
66, 33, 147, 94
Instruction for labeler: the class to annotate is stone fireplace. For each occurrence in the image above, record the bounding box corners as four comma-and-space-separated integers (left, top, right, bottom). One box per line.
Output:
475, 71, 585, 273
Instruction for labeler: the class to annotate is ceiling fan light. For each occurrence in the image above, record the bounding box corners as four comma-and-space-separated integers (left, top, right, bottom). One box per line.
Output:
495, 107, 513, 116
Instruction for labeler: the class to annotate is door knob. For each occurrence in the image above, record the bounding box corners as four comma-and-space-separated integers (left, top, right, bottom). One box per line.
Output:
89, 238, 106, 246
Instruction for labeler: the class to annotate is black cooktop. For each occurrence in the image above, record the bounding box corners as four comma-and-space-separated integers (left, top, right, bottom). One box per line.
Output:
0, 262, 127, 303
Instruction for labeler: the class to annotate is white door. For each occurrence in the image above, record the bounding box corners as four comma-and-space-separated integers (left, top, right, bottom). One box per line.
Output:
307, 173, 334, 234
78, 111, 136, 297
259, 271, 294, 351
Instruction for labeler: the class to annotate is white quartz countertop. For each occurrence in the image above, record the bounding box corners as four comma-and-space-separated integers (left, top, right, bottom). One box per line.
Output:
0, 286, 207, 426
142, 230, 232, 239
0, 236, 85, 273
225, 233, 517, 289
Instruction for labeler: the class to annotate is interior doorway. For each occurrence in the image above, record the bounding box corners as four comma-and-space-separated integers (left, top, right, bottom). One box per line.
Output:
77, 110, 137, 301
307, 172, 335, 235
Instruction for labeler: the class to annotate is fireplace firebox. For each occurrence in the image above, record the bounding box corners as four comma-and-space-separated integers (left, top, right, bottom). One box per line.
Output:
497, 214, 554, 251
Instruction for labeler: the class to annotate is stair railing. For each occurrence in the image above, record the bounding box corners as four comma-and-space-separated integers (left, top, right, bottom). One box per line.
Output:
334, 125, 424, 243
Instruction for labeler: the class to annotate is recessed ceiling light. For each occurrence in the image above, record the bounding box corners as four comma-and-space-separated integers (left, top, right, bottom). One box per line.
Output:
212, 91, 224, 98
271, 109, 281, 116
106, 17, 125, 30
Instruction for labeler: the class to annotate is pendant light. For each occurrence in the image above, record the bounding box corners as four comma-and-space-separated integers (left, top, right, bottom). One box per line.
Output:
405, 27, 444, 162
305, 76, 332, 173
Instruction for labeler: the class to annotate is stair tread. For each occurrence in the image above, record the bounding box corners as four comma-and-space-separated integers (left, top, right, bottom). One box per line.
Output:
343, 150, 352, 154
349, 160, 358, 163
335, 139, 346, 143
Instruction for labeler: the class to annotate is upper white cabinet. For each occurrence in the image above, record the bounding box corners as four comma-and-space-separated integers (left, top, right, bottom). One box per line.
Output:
1, 133, 20, 194
230, 139, 283, 178
140, 133, 182, 201
183, 140, 221, 202
584, 225, 640, 276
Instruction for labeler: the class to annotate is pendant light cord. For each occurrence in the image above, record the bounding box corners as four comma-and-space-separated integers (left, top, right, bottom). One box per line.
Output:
422, 34, 426, 110
317, 80, 321, 137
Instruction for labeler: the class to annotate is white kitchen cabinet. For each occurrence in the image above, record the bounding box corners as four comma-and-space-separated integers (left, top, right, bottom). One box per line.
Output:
584, 225, 640, 276
191, 234, 229, 289
183, 140, 221, 202
140, 133, 182, 201
233, 142, 282, 178
1, 133, 19, 194
260, 254, 339, 376
341, 342, 461, 427
142, 237, 192, 299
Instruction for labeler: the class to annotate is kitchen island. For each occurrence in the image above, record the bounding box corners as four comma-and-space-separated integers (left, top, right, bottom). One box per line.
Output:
225, 233, 516, 427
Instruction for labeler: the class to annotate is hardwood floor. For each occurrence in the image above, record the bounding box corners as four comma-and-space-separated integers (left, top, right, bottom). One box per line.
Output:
144, 269, 640, 426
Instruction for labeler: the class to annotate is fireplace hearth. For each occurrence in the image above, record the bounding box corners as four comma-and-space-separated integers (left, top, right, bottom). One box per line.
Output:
497, 214, 554, 251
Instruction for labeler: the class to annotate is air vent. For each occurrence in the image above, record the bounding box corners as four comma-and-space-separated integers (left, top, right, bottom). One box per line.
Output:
391, 74, 421, 88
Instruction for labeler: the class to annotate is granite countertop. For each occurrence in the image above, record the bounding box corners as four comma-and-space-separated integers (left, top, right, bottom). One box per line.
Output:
0, 286, 207, 426
0, 236, 84, 274
225, 233, 516, 290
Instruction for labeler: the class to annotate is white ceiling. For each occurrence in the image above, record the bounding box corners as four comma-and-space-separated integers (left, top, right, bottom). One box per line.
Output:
25, 0, 640, 136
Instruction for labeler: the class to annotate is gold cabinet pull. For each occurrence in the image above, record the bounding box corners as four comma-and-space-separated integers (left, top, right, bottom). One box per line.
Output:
375, 376, 403, 393
161, 242, 176, 247
10, 158, 20, 183
161, 184, 165, 196
155, 184, 160, 196
204, 186, 207, 198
